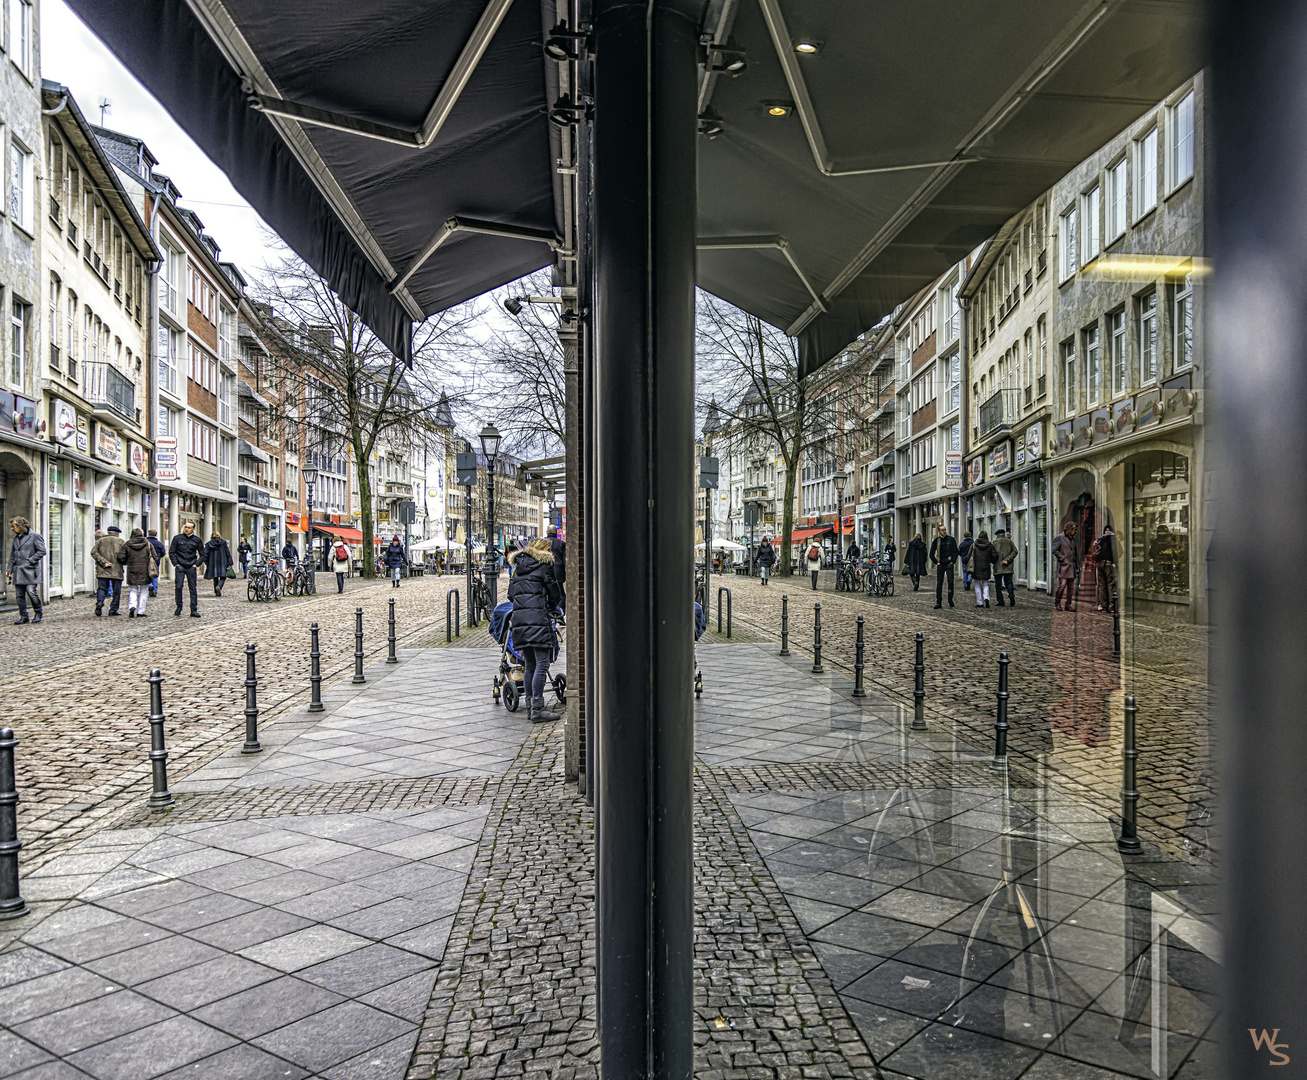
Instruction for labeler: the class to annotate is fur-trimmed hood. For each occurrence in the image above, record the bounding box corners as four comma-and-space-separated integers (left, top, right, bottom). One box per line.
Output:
508, 546, 554, 567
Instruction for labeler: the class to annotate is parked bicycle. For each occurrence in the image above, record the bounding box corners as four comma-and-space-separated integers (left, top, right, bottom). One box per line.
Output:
864, 553, 895, 597
470, 574, 493, 624
286, 561, 316, 596
246, 557, 284, 602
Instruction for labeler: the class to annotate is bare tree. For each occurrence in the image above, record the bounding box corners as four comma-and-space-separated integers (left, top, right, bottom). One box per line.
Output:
696, 292, 825, 576
255, 253, 478, 576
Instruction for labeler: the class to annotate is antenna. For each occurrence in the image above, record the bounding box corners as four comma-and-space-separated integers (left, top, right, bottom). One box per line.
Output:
98, 97, 111, 125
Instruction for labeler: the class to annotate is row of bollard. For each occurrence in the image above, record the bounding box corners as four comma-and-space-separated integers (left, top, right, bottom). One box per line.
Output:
774, 592, 1144, 854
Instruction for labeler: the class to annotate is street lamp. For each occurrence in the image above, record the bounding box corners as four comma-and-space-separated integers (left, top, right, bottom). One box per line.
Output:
302, 463, 319, 584
833, 470, 848, 560
479, 423, 502, 606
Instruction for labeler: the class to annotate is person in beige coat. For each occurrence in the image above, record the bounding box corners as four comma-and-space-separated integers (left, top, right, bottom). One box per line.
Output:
991, 529, 1018, 607
91, 526, 126, 616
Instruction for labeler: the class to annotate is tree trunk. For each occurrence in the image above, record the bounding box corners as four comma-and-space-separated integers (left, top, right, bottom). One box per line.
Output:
356, 442, 376, 577
778, 389, 806, 576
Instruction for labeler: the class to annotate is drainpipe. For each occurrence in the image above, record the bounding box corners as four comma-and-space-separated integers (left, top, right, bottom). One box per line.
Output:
958, 293, 969, 537
146, 194, 163, 540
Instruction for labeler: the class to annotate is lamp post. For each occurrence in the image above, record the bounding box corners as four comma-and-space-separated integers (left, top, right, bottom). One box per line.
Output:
833, 470, 848, 562
302, 463, 319, 585
479, 423, 502, 607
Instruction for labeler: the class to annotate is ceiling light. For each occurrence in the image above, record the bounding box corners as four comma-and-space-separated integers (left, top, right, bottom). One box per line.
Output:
767, 105, 789, 117
794, 41, 821, 54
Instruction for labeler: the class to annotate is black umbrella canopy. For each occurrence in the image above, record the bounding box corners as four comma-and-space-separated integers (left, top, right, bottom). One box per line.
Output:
68, 0, 1203, 372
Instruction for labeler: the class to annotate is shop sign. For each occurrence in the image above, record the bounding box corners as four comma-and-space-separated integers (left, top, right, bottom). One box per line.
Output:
155, 435, 178, 481
1092, 407, 1112, 442
128, 442, 147, 475
1114, 397, 1136, 435
763, 511, 775, 525
12, 395, 37, 438
1164, 384, 1196, 418
238, 484, 271, 509
1025, 422, 1043, 461
967, 456, 984, 486
93, 423, 124, 468
856, 501, 871, 514
1136, 389, 1163, 427
867, 491, 894, 514
378, 508, 390, 522
1016, 445, 1025, 468
53, 400, 77, 445
944, 450, 962, 489
269, 497, 285, 511
1073, 413, 1093, 451
1055, 421, 1073, 455
988, 441, 1012, 478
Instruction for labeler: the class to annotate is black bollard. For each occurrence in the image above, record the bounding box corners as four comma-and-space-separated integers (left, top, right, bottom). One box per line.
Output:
353, 607, 366, 684
853, 616, 866, 698
387, 597, 398, 663
717, 587, 732, 639
147, 669, 173, 809
1112, 588, 1121, 659
308, 622, 324, 712
242, 643, 262, 754
447, 589, 461, 642
812, 603, 824, 674
991, 651, 1010, 770
0, 727, 27, 920
779, 594, 790, 656
1117, 694, 1142, 853
912, 632, 927, 730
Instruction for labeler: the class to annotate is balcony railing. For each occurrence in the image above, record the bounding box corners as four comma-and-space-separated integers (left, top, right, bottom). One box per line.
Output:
743, 485, 770, 500
384, 481, 413, 497
83, 361, 135, 423
977, 388, 1022, 439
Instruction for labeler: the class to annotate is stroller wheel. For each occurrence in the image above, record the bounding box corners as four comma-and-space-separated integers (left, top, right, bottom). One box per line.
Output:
552, 673, 566, 703
503, 679, 520, 713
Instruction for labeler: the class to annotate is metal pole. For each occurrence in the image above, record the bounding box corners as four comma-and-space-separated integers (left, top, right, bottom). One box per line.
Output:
593, 0, 697, 1068
780, 593, 790, 656
387, 596, 398, 663
1112, 588, 1121, 659
1117, 693, 1142, 854
465, 482, 475, 625
0, 727, 27, 920
485, 458, 498, 610
812, 602, 824, 674
991, 650, 1010, 769
715, 586, 731, 638
306, 483, 316, 590
353, 607, 366, 684
912, 632, 927, 730
853, 615, 866, 697
241, 643, 261, 754
447, 589, 461, 642
147, 668, 173, 809
308, 622, 324, 712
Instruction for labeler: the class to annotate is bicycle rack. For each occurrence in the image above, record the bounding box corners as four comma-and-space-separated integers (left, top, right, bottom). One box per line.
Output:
446, 589, 461, 642
716, 586, 732, 638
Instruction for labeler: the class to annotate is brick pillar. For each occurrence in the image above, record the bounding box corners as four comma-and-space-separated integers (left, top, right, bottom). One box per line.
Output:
562, 320, 583, 783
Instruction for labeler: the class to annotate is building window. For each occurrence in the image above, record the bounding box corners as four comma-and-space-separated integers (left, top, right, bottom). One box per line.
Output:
1037, 316, 1048, 396
1062, 338, 1076, 417
48, 275, 59, 370
158, 404, 179, 438
1170, 90, 1195, 190
7, 297, 22, 389
8, 138, 30, 231
1174, 274, 1194, 371
1059, 206, 1078, 281
159, 242, 181, 316
8, 0, 31, 77
1082, 185, 1101, 263
158, 324, 179, 395
948, 422, 960, 453
1138, 290, 1158, 384
1107, 158, 1127, 241
945, 354, 960, 412
1110, 309, 1127, 395
219, 436, 233, 489
1084, 324, 1101, 407
219, 372, 233, 428
1023, 328, 1034, 392
1135, 127, 1158, 218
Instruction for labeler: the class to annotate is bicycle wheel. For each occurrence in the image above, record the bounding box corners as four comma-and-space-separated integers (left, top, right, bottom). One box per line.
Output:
883, 573, 894, 596
247, 579, 258, 601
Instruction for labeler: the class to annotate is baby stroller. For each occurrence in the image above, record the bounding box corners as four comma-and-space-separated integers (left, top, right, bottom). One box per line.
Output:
489, 601, 565, 713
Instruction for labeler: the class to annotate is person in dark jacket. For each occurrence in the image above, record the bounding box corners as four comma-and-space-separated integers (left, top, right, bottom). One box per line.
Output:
118, 529, 156, 617
383, 535, 408, 586
756, 537, 776, 584
929, 525, 958, 609
968, 531, 996, 607
168, 521, 204, 617
237, 535, 252, 577
1093, 523, 1117, 612
548, 526, 566, 610
1053, 522, 1079, 611
281, 541, 299, 570
204, 532, 234, 596
508, 538, 563, 723
905, 533, 929, 591
146, 529, 166, 596
6, 516, 45, 624
958, 532, 975, 590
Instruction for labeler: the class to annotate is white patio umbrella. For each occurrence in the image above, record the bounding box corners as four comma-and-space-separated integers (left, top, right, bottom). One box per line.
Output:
694, 539, 747, 553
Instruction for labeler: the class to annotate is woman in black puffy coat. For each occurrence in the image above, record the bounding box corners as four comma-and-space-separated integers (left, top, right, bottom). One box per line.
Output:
508, 538, 563, 723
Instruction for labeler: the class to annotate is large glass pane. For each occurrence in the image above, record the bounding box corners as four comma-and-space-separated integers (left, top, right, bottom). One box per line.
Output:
48, 501, 62, 591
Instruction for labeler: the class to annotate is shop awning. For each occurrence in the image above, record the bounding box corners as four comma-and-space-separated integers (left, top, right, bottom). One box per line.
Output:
238, 439, 271, 464
66, 0, 1202, 375
789, 524, 834, 543
314, 525, 364, 543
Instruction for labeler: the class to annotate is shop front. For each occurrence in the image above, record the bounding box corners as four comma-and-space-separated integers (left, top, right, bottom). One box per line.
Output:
964, 423, 1049, 591
860, 491, 895, 554
0, 391, 43, 607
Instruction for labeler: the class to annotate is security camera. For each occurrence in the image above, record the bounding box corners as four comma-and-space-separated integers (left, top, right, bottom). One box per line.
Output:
503, 297, 523, 316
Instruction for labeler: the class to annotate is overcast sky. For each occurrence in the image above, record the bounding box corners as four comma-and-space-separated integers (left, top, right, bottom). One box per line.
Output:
43, 0, 275, 279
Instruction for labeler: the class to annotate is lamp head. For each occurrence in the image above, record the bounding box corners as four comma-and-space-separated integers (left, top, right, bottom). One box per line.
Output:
479, 422, 502, 460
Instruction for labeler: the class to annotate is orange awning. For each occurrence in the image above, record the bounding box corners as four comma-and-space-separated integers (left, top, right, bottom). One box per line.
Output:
790, 525, 834, 542
315, 526, 364, 543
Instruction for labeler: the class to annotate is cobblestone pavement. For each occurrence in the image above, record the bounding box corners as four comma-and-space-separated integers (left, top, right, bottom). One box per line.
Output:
714, 574, 1215, 863
4, 574, 467, 871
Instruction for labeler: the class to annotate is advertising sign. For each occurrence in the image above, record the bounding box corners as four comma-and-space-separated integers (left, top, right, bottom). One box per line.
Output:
1136, 389, 1163, 427
155, 435, 178, 481
128, 442, 147, 475
968, 456, 984, 486
75, 414, 88, 454
93, 423, 124, 468
13, 395, 37, 438
1073, 413, 1093, 451
54, 400, 77, 445
944, 450, 962, 489
989, 441, 1012, 477
1025, 422, 1043, 461
1055, 421, 1073, 455
1091, 408, 1112, 442
1113, 397, 1136, 436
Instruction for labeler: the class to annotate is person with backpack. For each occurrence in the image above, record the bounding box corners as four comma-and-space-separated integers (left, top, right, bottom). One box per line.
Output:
958, 531, 975, 590
806, 540, 823, 589
146, 529, 166, 596
331, 538, 351, 592
968, 531, 996, 607
756, 537, 776, 584
118, 528, 157, 617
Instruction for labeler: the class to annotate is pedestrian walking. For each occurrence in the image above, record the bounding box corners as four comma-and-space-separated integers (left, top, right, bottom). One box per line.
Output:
756, 537, 775, 585
548, 525, 566, 612
929, 524, 958, 609
281, 540, 299, 571
968, 531, 996, 607
1093, 523, 1117, 611
203, 531, 234, 596
806, 541, 822, 590
884, 537, 897, 573
905, 533, 928, 591
237, 535, 251, 577
384, 535, 408, 586
146, 529, 166, 596
331, 537, 351, 593
508, 537, 563, 723
958, 532, 975, 591
91, 525, 126, 617
118, 528, 156, 617
992, 528, 1018, 607
168, 520, 204, 617
1053, 521, 1079, 611
6, 516, 45, 624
